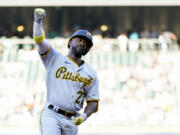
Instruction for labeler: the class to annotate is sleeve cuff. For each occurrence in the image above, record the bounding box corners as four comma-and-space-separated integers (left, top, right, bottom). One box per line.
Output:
39, 45, 51, 58
86, 99, 99, 112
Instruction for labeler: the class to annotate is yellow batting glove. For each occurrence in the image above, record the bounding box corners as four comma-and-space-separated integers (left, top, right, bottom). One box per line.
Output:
73, 117, 83, 125
72, 113, 87, 125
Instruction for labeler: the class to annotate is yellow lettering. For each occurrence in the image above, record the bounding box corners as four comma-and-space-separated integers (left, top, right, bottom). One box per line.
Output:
62, 73, 68, 79
87, 78, 93, 86
83, 78, 87, 86
75, 73, 80, 81
71, 75, 75, 81
55, 67, 93, 86
68, 72, 73, 80
55, 67, 66, 78
66, 72, 70, 79
79, 77, 83, 82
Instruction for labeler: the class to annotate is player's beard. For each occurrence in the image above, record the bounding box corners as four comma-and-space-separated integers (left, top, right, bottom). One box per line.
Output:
71, 45, 85, 58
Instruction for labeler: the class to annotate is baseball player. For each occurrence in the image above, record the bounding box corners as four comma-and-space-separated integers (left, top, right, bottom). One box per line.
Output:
33, 8, 99, 135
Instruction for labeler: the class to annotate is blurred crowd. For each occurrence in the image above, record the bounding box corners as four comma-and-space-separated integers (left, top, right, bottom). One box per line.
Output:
1, 28, 179, 55
0, 26, 179, 48
95, 51, 180, 126
0, 36, 180, 127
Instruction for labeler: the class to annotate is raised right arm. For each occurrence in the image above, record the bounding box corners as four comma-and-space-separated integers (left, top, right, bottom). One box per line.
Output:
33, 8, 50, 55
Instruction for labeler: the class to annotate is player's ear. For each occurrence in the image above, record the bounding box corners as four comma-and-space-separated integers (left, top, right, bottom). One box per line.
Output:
69, 40, 73, 46
68, 38, 73, 48
68, 38, 75, 46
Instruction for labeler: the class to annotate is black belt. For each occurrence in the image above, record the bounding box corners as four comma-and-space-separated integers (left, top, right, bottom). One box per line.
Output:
48, 104, 76, 117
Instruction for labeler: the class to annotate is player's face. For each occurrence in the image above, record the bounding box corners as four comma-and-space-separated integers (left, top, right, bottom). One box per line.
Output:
69, 37, 89, 57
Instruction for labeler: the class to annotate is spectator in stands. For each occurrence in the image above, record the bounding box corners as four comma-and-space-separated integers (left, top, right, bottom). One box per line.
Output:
140, 28, 150, 39
129, 29, 140, 52
117, 33, 128, 52
159, 29, 178, 50
150, 28, 159, 39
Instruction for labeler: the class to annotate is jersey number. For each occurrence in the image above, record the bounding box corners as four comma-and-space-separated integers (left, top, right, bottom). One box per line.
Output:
75, 91, 84, 106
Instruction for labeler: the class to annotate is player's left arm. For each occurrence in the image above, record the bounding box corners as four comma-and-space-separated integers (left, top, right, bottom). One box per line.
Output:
73, 73, 99, 125
84, 100, 98, 117
73, 100, 98, 125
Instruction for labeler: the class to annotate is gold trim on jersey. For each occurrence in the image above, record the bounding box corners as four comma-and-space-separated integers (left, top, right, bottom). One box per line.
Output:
55, 66, 93, 86
33, 33, 45, 43
67, 56, 79, 67
87, 99, 99, 102
87, 99, 99, 112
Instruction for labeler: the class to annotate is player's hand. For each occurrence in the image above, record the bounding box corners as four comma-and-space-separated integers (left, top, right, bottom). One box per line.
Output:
72, 113, 87, 125
34, 8, 46, 23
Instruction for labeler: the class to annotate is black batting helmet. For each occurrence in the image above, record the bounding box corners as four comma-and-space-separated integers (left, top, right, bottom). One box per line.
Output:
68, 30, 93, 49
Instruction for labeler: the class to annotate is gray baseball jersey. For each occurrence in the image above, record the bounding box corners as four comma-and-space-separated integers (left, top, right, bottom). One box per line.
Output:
40, 46, 99, 112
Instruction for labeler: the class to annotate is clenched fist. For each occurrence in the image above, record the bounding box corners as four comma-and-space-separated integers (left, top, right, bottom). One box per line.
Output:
72, 113, 87, 125
34, 8, 46, 23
